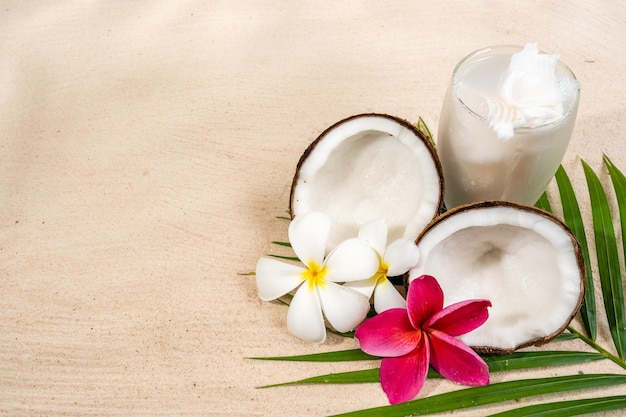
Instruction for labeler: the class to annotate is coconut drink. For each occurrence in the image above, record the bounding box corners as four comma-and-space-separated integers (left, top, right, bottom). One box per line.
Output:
437, 43, 580, 208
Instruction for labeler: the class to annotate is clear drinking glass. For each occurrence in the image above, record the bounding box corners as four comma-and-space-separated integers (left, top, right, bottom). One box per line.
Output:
437, 45, 580, 208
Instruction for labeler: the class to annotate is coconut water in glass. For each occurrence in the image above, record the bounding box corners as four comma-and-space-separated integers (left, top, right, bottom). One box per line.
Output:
437, 44, 580, 208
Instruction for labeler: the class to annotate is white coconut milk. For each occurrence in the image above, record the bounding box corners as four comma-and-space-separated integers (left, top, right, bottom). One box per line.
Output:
437, 44, 580, 208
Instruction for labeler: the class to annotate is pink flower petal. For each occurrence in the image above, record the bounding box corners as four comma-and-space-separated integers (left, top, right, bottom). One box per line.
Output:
428, 329, 489, 387
407, 275, 444, 329
425, 299, 492, 336
380, 338, 430, 404
355, 309, 421, 358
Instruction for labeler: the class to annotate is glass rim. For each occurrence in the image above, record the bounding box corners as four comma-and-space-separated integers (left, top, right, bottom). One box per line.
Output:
451, 44, 581, 131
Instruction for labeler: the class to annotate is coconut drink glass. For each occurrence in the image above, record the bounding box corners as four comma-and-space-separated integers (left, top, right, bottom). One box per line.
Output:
437, 44, 580, 208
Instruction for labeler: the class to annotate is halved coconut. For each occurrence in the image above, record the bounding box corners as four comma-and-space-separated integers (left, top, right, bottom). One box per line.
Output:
408, 201, 585, 354
290, 113, 443, 251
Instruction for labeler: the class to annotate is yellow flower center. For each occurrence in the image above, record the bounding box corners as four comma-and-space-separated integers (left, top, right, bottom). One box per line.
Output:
375, 260, 389, 284
303, 261, 328, 290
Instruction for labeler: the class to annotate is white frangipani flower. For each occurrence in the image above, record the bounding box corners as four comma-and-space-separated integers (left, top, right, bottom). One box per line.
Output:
344, 218, 420, 313
255, 211, 379, 343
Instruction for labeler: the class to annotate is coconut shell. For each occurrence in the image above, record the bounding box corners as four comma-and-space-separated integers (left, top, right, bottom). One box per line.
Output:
410, 200, 585, 355
289, 113, 444, 219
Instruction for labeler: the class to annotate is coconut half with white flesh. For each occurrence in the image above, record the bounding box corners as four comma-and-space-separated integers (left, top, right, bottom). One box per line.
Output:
290, 113, 444, 251
408, 201, 585, 354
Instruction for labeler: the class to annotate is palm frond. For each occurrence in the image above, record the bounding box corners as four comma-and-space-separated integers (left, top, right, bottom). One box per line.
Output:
555, 165, 597, 339
486, 395, 626, 417
534, 191, 552, 212
254, 351, 604, 388
582, 159, 626, 360
271, 241, 292, 247
328, 374, 626, 417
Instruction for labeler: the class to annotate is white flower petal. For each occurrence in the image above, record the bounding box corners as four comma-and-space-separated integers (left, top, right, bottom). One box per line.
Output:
324, 238, 379, 282
343, 277, 377, 300
255, 257, 305, 301
373, 278, 407, 313
289, 211, 330, 265
287, 283, 326, 343
358, 218, 388, 255
318, 282, 370, 333
384, 238, 420, 277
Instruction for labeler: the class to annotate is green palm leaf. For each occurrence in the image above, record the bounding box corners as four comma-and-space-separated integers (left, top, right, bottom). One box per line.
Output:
329, 374, 626, 417
604, 155, 626, 272
271, 241, 292, 247
256, 351, 604, 388
268, 254, 300, 261
259, 369, 379, 388
582, 159, 626, 360
486, 395, 626, 417
250, 348, 376, 362
251, 348, 603, 366
555, 164, 597, 339
416, 116, 436, 149
534, 191, 552, 212
482, 351, 605, 371
555, 332, 579, 341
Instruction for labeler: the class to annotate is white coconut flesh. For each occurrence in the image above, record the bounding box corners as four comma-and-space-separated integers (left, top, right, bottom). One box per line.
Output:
290, 114, 443, 251
409, 202, 584, 353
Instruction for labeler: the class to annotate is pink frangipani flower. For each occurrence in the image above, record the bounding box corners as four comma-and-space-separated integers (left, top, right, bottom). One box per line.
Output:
355, 274, 491, 404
